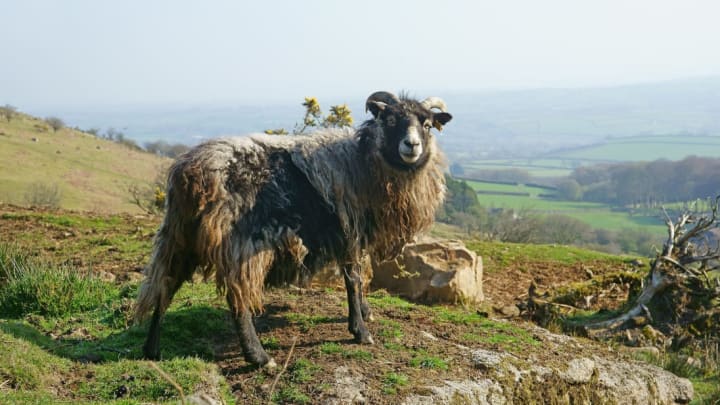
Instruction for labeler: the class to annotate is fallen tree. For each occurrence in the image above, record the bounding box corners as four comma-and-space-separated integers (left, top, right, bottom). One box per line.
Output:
584, 196, 720, 347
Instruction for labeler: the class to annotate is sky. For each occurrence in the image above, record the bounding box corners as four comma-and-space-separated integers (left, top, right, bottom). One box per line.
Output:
2, 0, 720, 109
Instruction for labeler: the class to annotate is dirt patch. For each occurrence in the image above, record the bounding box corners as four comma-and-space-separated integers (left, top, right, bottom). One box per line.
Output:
482, 258, 636, 311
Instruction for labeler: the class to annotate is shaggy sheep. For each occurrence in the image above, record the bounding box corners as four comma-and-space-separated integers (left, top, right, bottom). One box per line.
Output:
135, 91, 453, 367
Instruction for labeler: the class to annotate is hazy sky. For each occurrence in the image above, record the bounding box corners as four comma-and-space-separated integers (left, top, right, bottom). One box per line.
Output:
2, 0, 720, 109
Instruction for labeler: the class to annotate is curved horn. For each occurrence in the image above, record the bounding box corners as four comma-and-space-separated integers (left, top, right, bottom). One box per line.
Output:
421, 96, 448, 112
365, 91, 400, 112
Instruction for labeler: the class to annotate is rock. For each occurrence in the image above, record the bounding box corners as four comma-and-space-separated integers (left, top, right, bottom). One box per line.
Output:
118, 271, 144, 283
494, 305, 520, 318
96, 271, 116, 283
420, 331, 438, 341
402, 328, 693, 404
371, 239, 483, 304
401, 379, 506, 405
187, 392, 223, 405
470, 349, 508, 370
323, 366, 366, 404
559, 358, 596, 383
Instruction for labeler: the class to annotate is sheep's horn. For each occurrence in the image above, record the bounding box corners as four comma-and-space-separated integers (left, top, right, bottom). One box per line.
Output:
421, 96, 448, 112
365, 91, 400, 112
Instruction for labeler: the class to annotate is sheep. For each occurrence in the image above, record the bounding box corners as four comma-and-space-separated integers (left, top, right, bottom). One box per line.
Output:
134, 90, 453, 367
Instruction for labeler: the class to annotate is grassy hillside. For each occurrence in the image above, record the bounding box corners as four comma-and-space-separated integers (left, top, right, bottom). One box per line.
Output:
0, 113, 169, 213
1, 205, 716, 403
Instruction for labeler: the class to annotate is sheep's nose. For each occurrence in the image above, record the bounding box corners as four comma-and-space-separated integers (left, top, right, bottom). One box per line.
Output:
404, 139, 419, 147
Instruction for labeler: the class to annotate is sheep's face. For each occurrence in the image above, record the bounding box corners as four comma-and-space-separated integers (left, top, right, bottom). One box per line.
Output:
367, 100, 452, 170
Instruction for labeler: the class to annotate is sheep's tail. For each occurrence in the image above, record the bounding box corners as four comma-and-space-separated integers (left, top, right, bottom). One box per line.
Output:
134, 155, 207, 322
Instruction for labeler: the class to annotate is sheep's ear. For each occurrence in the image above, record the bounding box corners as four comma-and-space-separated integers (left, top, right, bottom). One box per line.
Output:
433, 112, 453, 131
366, 101, 387, 118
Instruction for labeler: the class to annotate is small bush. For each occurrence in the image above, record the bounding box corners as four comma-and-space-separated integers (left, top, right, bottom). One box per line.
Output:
0, 244, 117, 317
44, 116, 65, 132
24, 182, 62, 209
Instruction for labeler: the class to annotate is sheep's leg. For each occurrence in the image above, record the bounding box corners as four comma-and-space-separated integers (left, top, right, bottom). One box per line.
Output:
142, 278, 183, 360
142, 255, 196, 360
226, 295, 277, 368
360, 292, 373, 322
142, 297, 165, 360
343, 263, 374, 344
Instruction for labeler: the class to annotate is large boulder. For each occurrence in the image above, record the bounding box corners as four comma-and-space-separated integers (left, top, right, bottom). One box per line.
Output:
371, 239, 484, 305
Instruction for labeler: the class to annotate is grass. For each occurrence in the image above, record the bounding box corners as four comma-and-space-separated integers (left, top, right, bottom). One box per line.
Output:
632, 349, 720, 405
0, 244, 119, 318
382, 372, 409, 395
464, 180, 667, 234
465, 240, 630, 272
0, 243, 234, 403
318, 342, 373, 361
409, 351, 449, 370
0, 208, 157, 273
285, 313, 336, 332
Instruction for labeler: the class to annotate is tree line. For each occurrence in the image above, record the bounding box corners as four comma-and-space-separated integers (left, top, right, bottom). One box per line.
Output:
564, 156, 720, 208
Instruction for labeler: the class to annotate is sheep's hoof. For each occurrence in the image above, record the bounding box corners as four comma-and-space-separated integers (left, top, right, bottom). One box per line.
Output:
263, 358, 278, 370
355, 332, 374, 345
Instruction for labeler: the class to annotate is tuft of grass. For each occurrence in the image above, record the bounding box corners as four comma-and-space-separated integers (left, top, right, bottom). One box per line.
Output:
272, 385, 310, 404
0, 244, 118, 318
285, 313, 335, 332
318, 342, 372, 361
319, 341, 343, 355
433, 306, 487, 325
378, 319, 404, 340
383, 342, 404, 351
290, 359, 320, 383
382, 372, 409, 395
409, 351, 449, 370
261, 335, 281, 350
367, 290, 416, 311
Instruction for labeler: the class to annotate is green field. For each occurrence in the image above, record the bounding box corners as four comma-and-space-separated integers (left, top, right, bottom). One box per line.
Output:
469, 181, 666, 233
462, 135, 720, 179
463, 180, 554, 197
548, 135, 720, 162
463, 159, 573, 178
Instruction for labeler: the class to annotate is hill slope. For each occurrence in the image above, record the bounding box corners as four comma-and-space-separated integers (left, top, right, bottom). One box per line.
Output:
0, 206, 699, 404
0, 113, 168, 213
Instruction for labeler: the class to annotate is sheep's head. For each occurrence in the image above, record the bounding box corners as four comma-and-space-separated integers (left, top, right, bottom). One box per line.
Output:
364, 91, 452, 170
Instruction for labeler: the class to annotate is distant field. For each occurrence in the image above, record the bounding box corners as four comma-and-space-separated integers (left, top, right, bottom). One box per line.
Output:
463, 159, 574, 178
469, 180, 666, 233
461, 135, 720, 179
546, 135, 720, 162
463, 180, 554, 197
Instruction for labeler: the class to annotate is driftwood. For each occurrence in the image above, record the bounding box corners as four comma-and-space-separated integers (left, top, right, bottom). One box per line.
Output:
585, 196, 720, 341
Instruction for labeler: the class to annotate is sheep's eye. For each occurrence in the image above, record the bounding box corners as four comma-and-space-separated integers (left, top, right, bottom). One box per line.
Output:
386, 116, 396, 127
423, 121, 432, 130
